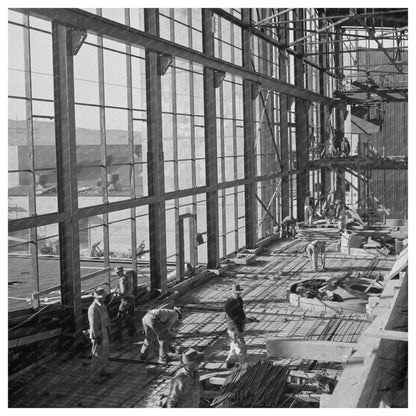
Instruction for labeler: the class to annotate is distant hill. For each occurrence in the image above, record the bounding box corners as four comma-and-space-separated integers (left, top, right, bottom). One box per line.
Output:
8, 119, 142, 146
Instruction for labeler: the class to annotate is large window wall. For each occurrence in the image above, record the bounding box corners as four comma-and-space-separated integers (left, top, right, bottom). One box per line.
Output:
8, 8, 338, 320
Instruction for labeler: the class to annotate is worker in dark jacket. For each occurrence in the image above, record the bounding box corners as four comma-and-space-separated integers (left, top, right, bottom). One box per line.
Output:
88, 287, 111, 382
113, 266, 136, 342
340, 137, 351, 157
140, 307, 183, 363
166, 348, 203, 408
224, 284, 247, 366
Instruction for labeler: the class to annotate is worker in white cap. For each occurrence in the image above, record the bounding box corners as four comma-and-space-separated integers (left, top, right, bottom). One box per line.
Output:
88, 287, 111, 382
224, 283, 247, 367
305, 240, 326, 271
140, 307, 183, 364
304, 191, 314, 227
166, 348, 204, 408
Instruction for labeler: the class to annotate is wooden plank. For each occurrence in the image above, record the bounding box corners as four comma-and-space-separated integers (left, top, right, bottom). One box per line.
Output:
266, 338, 354, 362
9, 328, 61, 349
363, 329, 408, 342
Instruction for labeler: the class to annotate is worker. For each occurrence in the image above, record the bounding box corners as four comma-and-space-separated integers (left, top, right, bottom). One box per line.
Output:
113, 266, 136, 343
88, 287, 111, 382
340, 136, 351, 157
304, 191, 314, 227
166, 348, 203, 408
140, 307, 183, 364
224, 283, 247, 367
325, 203, 336, 224
281, 215, 297, 238
337, 204, 347, 231
305, 240, 326, 271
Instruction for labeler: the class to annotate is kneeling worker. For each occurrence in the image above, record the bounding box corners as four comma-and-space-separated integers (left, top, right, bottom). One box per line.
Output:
305, 240, 326, 271
140, 307, 183, 363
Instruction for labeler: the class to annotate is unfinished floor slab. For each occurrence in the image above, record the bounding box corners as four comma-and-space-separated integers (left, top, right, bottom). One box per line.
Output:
9, 227, 396, 408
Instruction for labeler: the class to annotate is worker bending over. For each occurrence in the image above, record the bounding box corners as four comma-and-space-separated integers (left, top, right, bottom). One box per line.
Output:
224, 284, 247, 367
140, 307, 182, 364
281, 215, 297, 238
305, 240, 326, 271
166, 348, 203, 408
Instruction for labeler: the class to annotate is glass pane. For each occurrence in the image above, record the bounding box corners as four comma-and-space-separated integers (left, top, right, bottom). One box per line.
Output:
108, 217, 132, 260
8, 238, 35, 312
30, 29, 54, 100
74, 43, 100, 105
8, 23, 26, 97
35, 170, 58, 215
8, 171, 33, 218
78, 165, 105, 208
134, 163, 148, 197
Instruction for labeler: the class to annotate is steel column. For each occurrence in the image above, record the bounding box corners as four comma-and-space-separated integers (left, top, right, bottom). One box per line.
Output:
242, 9, 257, 249
125, 9, 138, 276
279, 10, 290, 219
144, 9, 167, 294
294, 9, 309, 220
202, 9, 219, 268
22, 16, 40, 309
97, 9, 111, 286
52, 23, 82, 337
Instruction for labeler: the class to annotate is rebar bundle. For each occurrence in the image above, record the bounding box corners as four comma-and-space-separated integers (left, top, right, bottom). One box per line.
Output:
211, 360, 291, 408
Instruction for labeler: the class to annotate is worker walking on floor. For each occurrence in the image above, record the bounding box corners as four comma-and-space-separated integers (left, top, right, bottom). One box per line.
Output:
88, 287, 111, 382
113, 266, 136, 343
305, 240, 326, 271
224, 284, 247, 367
140, 307, 183, 364
166, 348, 203, 408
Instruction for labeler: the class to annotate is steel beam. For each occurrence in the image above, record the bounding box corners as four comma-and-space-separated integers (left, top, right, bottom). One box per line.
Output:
351, 9, 404, 74
202, 9, 220, 269
242, 9, 257, 249
16, 8, 339, 106
287, 15, 351, 47
144, 9, 167, 294
52, 23, 82, 337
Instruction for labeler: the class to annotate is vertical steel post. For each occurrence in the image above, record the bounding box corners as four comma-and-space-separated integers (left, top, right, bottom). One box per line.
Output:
144, 9, 168, 294
52, 23, 82, 337
294, 9, 309, 220
242, 8, 257, 249
279, 9, 290, 219
23, 15, 40, 309
125, 9, 138, 277
202, 9, 220, 268
97, 8, 110, 287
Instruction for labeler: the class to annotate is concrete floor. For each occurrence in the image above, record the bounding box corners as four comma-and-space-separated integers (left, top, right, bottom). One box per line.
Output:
9, 227, 397, 407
